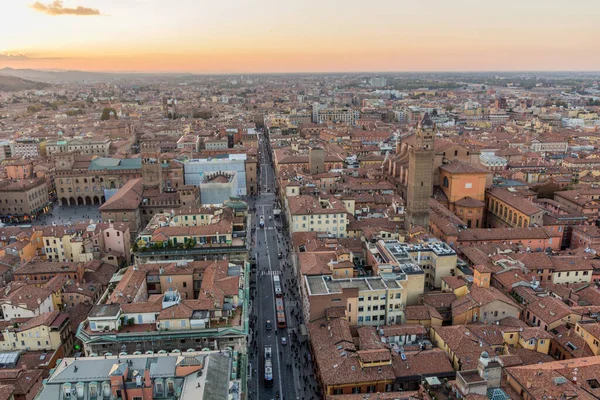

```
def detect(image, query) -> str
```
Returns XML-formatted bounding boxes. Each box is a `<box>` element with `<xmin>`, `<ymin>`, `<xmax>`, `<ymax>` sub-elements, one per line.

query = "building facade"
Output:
<box><xmin>0</xmin><ymin>178</ymin><xmax>50</xmax><ymax>223</ymax></box>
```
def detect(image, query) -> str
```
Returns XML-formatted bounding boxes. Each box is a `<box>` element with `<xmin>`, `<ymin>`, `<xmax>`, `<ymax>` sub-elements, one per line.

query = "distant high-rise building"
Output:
<box><xmin>494</xmin><ymin>97</ymin><xmax>508</xmax><ymax>109</ymax></box>
<box><xmin>406</xmin><ymin>113</ymin><xmax>435</xmax><ymax>228</ymax></box>
<box><xmin>312</xmin><ymin>103</ymin><xmax>324</xmax><ymax>123</ymax></box>
<box><xmin>370</xmin><ymin>77</ymin><xmax>387</xmax><ymax>88</ymax></box>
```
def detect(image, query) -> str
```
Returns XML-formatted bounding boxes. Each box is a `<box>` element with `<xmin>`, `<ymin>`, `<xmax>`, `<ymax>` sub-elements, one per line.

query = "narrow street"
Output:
<box><xmin>247</xmin><ymin>132</ymin><xmax>321</xmax><ymax>400</ymax></box>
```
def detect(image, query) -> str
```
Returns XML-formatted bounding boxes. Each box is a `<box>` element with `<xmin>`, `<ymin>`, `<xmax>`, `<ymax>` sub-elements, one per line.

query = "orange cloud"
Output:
<box><xmin>30</xmin><ymin>1</ymin><xmax>100</xmax><ymax>16</ymax></box>
<box><xmin>0</xmin><ymin>53</ymin><xmax>30</xmax><ymax>61</ymax></box>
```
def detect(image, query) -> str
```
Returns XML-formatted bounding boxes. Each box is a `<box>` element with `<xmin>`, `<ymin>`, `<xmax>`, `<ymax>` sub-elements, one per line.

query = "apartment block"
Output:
<box><xmin>0</xmin><ymin>178</ymin><xmax>50</xmax><ymax>223</ymax></box>
<box><xmin>287</xmin><ymin>195</ymin><xmax>349</xmax><ymax>238</ymax></box>
<box><xmin>303</xmin><ymin>275</ymin><xmax>406</xmax><ymax>325</ymax></box>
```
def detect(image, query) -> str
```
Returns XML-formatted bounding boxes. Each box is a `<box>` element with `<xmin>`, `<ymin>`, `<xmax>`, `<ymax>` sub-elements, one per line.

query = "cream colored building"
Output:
<box><xmin>0</xmin><ymin>178</ymin><xmax>50</xmax><ymax>222</ymax></box>
<box><xmin>366</xmin><ymin>240</ymin><xmax>456</xmax><ymax>304</ymax></box>
<box><xmin>0</xmin><ymin>311</ymin><xmax>70</xmax><ymax>351</ymax></box>
<box><xmin>43</xmin><ymin>232</ymin><xmax>93</xmax><ymax>263</ymax></box>
<box><xmin>287</xmin><ymin>195</ymin><xmax>349</xmax><ymax>238</ymax></box>
<box><xmin>304</xmin><ymin>275</ymin><xmax>406</xmax><ymax>326</ymax></box>
<box><xmin>42</xmin><ymin>222</ymin><xmax>131</xmax><ymax>263</ymax></box>
<box><xmin>402</xmin><ymin>240</ymin><xmax>457</xmax><ymax>289</ymax></box>
<box><xmin>551</xmin><ymin>264</ymin><xmax>593</xmax><ymax>285</ymax></box>
<box><xmin>46</xmin><ymin>137</ymin><xmax>111</xmax><ymax>157</ymax></box>
<box><xmin>575</xmin><ymin>320</ymin><xmax>600</xmax><ymax>355</ymax></box>
<box><xmin>0</xmin><ymin>285</ymin><xmax>55</xmax><ymax>321</ymax></box>
<box><xmin>170</xmin><ymin>207</ymin><xmax>219</xmax><ymax>227</ymax></box>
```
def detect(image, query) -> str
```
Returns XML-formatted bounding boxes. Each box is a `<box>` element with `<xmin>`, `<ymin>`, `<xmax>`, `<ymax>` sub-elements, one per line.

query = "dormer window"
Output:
<box><xmin>155</xmin><ymin>379</ymin><xmax>164</xmax><ymax>396</ymax></box>
<box><xmin>63</xmin><ymin>383</ymin><xmax>74</xmax><ymax>397</ymax></box>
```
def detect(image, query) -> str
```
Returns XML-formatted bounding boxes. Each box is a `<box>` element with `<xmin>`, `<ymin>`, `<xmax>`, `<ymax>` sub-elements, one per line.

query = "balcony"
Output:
<box><xmin>76</xmin><ymin>318</ymin><xmax>247</xmax><ymax>345</ymax></box>
<box><xmin>133</xmin><ymin>243</ymin><xmax>248</xmax><ymax>261</ymax></box>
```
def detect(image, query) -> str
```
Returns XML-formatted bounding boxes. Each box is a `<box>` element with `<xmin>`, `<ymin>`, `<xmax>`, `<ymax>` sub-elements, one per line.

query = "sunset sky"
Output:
<box><xmin>1</xmin><ymin>0</ymin><xmax>599</xmax><ymax>73</ymax></box>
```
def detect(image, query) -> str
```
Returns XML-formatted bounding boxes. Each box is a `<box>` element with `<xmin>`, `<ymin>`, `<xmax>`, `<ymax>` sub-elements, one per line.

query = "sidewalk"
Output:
<box><xmin>274</xmin><ymin>215</ymin><xmax>321</xmax><ymax>400</ymax></box>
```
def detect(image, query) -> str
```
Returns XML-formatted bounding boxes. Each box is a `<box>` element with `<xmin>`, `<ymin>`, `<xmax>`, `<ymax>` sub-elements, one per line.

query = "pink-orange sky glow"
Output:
<box><xmin>1</xmin><ymin>0</ymin><xmax>599</xmax><ymax>73</ymax></box>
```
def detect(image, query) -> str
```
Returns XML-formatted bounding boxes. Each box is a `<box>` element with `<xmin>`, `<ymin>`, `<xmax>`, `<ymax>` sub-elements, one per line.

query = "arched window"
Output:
<box><xmin>443</xmin><ymin>176</ymin><xmax>449</xmax><ymax>188</ymax></box>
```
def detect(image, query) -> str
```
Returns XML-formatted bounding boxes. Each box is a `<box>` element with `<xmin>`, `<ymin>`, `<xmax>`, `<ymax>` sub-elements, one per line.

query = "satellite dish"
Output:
<box><xmin>181</xmin><ymin>117</ymin><xmax>185</xmax><ymax>121</ymax></box>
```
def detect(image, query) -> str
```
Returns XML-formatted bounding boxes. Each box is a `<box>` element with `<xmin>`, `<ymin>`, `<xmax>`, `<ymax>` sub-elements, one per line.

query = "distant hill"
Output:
<box><xmin>0</xmin><ymin>74</ymin><xmax>50</xmax><ymax>92</ymax></box>
<box><xmin>0</xmin><ymin>67</ymin><xmax>193</xmax><ymax>84</ymax></box>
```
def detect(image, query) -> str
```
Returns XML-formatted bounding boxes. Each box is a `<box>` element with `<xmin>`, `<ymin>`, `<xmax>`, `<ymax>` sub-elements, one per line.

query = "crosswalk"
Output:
<box><xmin>258</xmin><ymin>270</ymin><xmax>281</xmax><ymax>276</ymax></box>
<box><xmin>253</xmin><ymin>225</ymin><xmax>275</xmax><ymax>230</ymax></box>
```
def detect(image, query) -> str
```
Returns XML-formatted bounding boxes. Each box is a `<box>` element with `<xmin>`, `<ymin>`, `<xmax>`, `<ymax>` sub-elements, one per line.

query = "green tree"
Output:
<box><xmin>27</xmin><ymin>104</ymin><xmax>42</xmax><ymax>113</ymax></box>
<box><xmin>100</xmin><ymin>107</ymin><xmax>118</xmax><ymax>121</ymax></box>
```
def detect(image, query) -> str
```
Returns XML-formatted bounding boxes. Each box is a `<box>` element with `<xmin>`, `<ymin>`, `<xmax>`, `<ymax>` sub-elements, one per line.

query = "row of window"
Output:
<box><xmin>60</xmin><ymin>186</ymin><xmax>108</xmax><ymax>193</ymax></box>
<box><xmin>60</xmin><ymin>178</ymin><xmax>105</xmax><ymax>184</ymax></box>
<box><xmin>297</xmin><ymin>214</ymin><xmax>344</xmax><ymax>220</ymax></box>
<box><xmin>332</xmin><ymin>385</ymin><xmax>382</xmax><ymax>395</ymax></box>
<box><xmin>359</xmin><ymin>294</ymin><xmax>401</xmax><ymax>301</ymax></box>
<box><xmin>357</xmin><ymin>315</ymin><xmax>386</xmax><ymax>322</ymax></box>
<box><xmin>19</xmin><ymin>340</ymin><xmax>49</xmax><ymax>346</ymax></box>
<box><xmin>296</xmin><ymin>223</ymin><xmax>344</xmax><ymax>230</ymax></box>
<box><xmin>358</xmin><ymin>303</ymin><xmax>402</xmax><ymax>312</ymax></box>
<box><xmin>557</xmin><ymin>271</ymin><xmax>589</xmax><ymax>277</ymax></box>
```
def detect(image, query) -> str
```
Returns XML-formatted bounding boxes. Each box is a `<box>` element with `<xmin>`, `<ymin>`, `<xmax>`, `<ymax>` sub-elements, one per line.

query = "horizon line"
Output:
<box><xmin>2</xmin><ymin>66</ymin><xmax>600</xmax><ymax>76</ymax></box>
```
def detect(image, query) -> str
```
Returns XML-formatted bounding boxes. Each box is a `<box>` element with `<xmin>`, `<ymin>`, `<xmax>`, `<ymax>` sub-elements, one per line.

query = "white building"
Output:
<box><xmin>46</xmin><ymin>136</ymin><xmax>111</xmax><ymax>157</ymax></box>
<box><xmin>12</xmin><ymin>138</ymin><xmax>40</xmax><ymax>158</ymax></box>
<box><xmin>479</xmin><ymin>152</ymin><xmax>508</xmax><ymax>171</ymax></box>
<box><xmin>369</xmin><ymin>77</ymin><xmax>387</xmax><ymax>88</ymax></box>
<box><xmin>312</xmin><ymin>103</ymin><xmax>359</xmax><ymax>125</ymax></box>
<box><xmin>530</xmin><ymin>139</ymin><xmax>568</xmax><ymax>154</ymax></box>
<box><xmin>0</xmin><ymin>285</ymin><xmax>55</xmax><ymax>321</ymax></box>
<box><xmin>182</xmin><ymin>154</ymin><xmax>247</xmax><ymax>198</ymax></box>
<box><xmin>287</xmin><ymin>195</ymin><xmax>349</xmax><ymax>238</ymax></box>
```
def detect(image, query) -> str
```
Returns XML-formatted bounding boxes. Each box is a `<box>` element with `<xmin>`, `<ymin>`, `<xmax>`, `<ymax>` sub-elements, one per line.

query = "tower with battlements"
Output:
<box><xmin>141</xmin><ymin>142</ymin><xmax>163</xmax><ymax>192</ymax></box>
<box><xmin>406</xmin><ymin>113</ymin><xmax>435</xmax><ymax>228</ymax></box>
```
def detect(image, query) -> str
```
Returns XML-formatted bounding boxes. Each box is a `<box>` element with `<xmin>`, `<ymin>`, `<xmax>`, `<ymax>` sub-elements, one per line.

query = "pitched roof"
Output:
<box><xmin>308</xmin><ymin>317</ymin><xmax>395</xmax><ymax>386</ymax></box>
<box><xmin>440</xmin><ymin>160</ymin><xmax>487</xmax><ymax>174</ymax></box>
<box><xmin>433</xmin><ymin>325</ymin><xmax>496</xmax><ymax>370</ymax></box>
<box><xmin>98</xmin><ymin>178</ymin><xmax>143</xmax><ymax>211</ymax></box>
<box><xmin>392</xmin><ymin>348</ymin><xmax>454</xmax><ymax>378</ymax></box>
<box><xmin>506</xmin><ymin>356</ymin><xmax>600</xmax><ymax>400</ymax></box>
